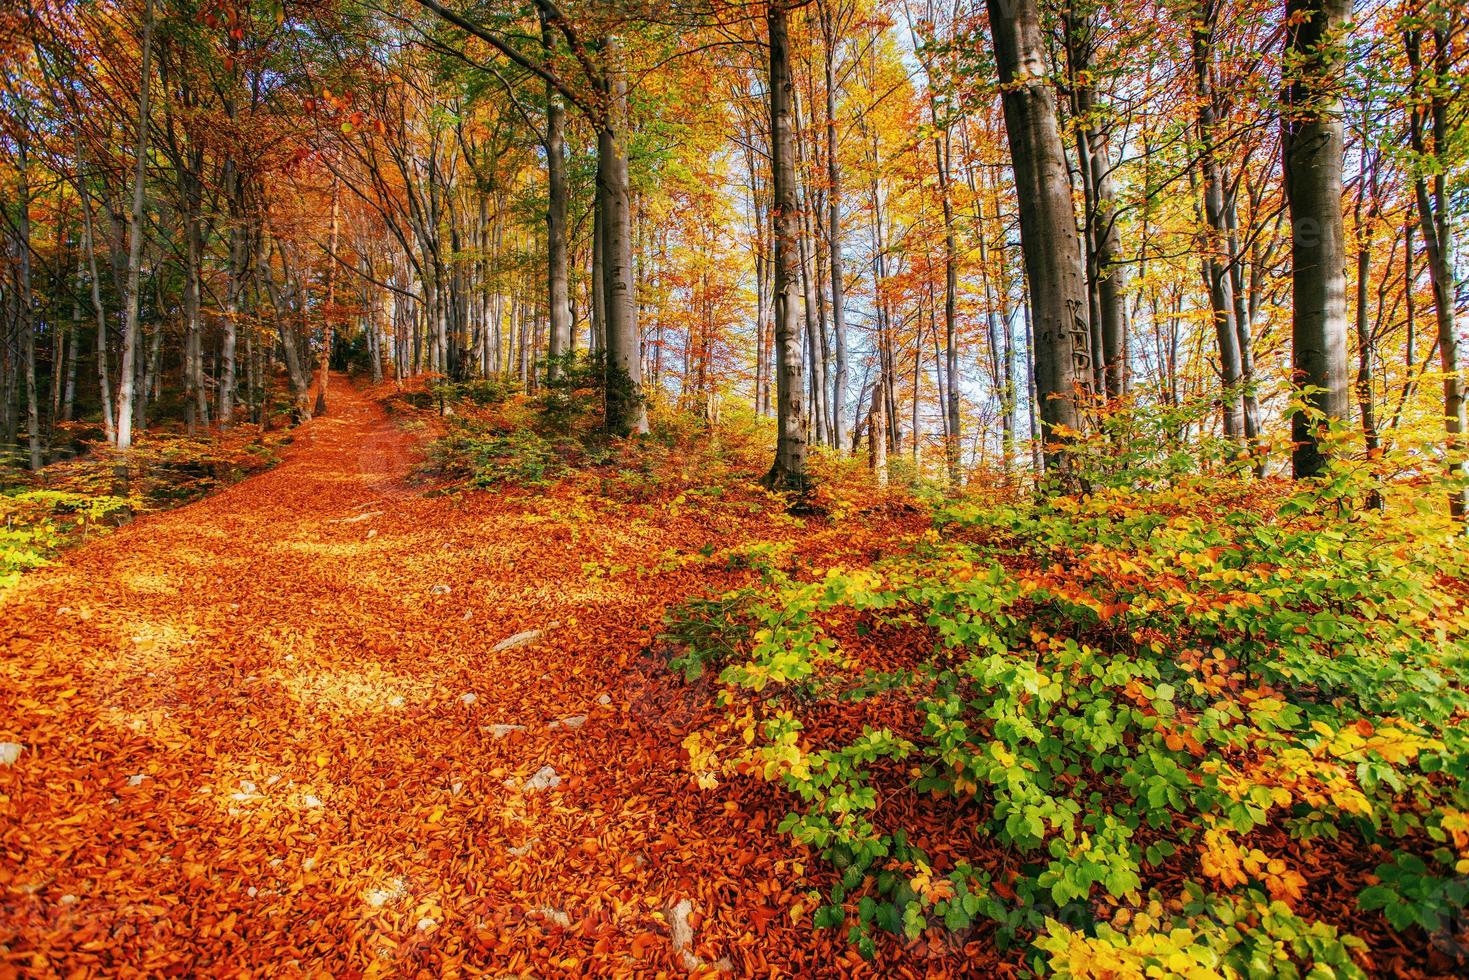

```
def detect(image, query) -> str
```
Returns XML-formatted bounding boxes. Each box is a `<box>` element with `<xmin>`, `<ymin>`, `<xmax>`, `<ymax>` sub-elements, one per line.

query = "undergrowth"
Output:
<box><xmin>667</xmin><ymin>423</ymin><xmax>1469</xmax><ymax>976</ymax></box>
<box><xmin>1</xmin><ymin>428</ymin><xmax>285</xmax><ymax>592</ymax></box>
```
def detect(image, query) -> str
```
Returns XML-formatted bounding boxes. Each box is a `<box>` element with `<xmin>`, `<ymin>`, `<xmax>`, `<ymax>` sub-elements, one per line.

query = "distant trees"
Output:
<box><xmin>2</xmin><ymin>0</ymin><xmax>1465</xmax><ymax>519</ymax></box>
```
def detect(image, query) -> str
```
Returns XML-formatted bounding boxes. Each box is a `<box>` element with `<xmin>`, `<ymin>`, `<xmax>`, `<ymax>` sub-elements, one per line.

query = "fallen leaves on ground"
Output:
<box><xmin>0</xmin><ymin>379</ymin><xmax>983</xmax><ymax>977</ymax></box>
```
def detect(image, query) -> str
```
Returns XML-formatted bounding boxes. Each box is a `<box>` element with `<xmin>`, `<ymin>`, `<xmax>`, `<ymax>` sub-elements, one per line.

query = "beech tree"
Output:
<box><xmin>985</xmin><ymin>0</ymin><xmax>1092</xmax><ymax>481</ymax></box>
<box><xmin>1282</xmin><ymin>0</ymin><xmax>1351</xmax><ymax>478</ymax></box>
<box><xmin>764</xmin><ymin>0</ymin><xmax>808</xmax><ymax>490</ymax></box>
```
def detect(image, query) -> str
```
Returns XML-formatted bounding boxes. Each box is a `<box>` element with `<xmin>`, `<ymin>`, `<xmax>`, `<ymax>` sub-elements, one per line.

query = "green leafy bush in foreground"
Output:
<box><xmin>670</xmin><ymin>470</ymin><xmax>1469</xmax><ymax>974</ymax></box>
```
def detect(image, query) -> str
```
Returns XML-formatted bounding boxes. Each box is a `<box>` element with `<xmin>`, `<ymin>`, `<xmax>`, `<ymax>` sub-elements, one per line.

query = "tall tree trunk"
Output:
<box><xmin>869</xmin><ymin>371</ymin><xmax>887</xmax><ymax>486</ymax></box>
<box><xmin>16</xmin><ymin>138</ymin><xmax>42</xmax><ymax>470</ymax></box>
<box><xmin>765</xmin><ymin>1</ymin><xmax>808</xmax><ymax>489</ymax></box>
<box><xmin>115</xmin><ymin>0</ymin><xmax>155</xmax><ymax>452</ymax></box>
<box><xmin>543</xmin><ymin>17</ymin><xmax>571</xmax><ymax>380</ymax></box>
<box><xmin>597</xmin><ymin>39</ymin><xmax>646</xmax><ymax>436</ymax></box>
<box><xmin>77</xmin><ymin>150</ymin><xmax>115</xmax><ymax>445</ymax></box>
<box><xmin>1406</xmin><ymin>22</ymin><xmax>1468</xmax><ymax>523</ymax></box>
<box><xmin>987</xmin><ymin>0</ymin><xmax>1091</xmax><ymax>484</ymax></box>
<box><xmin>1353</xmin><ymin>130</ymin><xmax>1381</xmax><ymax>508</ymax></box>
<box><xmin>259</xmin><ymin>237</ymin><xmax>312</xmax><ymax>418</ymax></box>
<box><xmin>63</xmin><ymin>268</ymin><xmax>80</xmax><ymax>424</ymax></box>
<box><xmin>1191</xmin><ymin>4</ymin><xmax>1247</xmax><ymax>444</ymax></box>
<box><xmin>1062</xmin><ymin>2</ymin><xmax>1129</xmax><ymax>400</ymax></box>
<box><xmin>820</xmin><ymin>1</ymin><xmax>850</xmax><ymax>451</ymax></box>
<box><xmin>315</xmin><ymin>180</ymin><xmax>340</xmax><ymax>415</ymax></box>
<box><xmin>1282</xmin><ymin>0</ymin><xmax>1351</xmax><ymax>478</ymax></box>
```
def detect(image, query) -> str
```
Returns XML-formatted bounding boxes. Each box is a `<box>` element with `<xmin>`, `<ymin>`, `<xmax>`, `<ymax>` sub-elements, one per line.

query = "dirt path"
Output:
<box><xmin>0</xmin><ymin>381</ymin><xmax>977</xmax><ymax>977</ymax></box>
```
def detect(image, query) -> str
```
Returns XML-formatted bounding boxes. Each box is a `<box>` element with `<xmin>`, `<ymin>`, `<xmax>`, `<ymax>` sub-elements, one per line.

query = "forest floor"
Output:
<box><xmin>0</xmin><ymin>377</ymin><xmax>976</xmax><ymax>977</ymax></box>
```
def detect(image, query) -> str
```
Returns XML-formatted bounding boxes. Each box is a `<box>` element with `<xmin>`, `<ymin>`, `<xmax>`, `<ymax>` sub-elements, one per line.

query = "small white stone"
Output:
<box><xmin>59</xmin><ymin>894</ymin><xmax>77</xmax><ymax>906</ymax></box>
<box><xmin>366</xmin><ymin>528</ymin><xmax>378</xmax><ymax>539</ymax></box>
<box><xmin>302</xmin><ymin>857</ymin><xmax>317</xmax><ymax>872</ymax></box>
<box><xmin>247</xmin><ymin>886</ymin><xmax>258</xmax><ymax>898</ymax></box>
<box><xmin>0</xmin><ymin>743</ymin><xmax>22</xmax><ymax>766</ymax></box>
<box><xmin>597</xmin><ymin>694</ymin><xmax>612</xmax><ymax>706</ymax></box>
<box><xmin>362</xmin><ymin>877</ymin><xmax>406</xmax><ymax>908</ymax></box>
<box><xmin>430</xmin><ymin>584</ymin><xmax>451</xmax><ymax>595</ymax></box>
<box><xmin>460</xmin><ymin>692</ymin><xmax>477</xmax><ymax>706</ymax></box>
<box><xmin>486</xmin><ymin>724</ymin><xmax>525</xmax><ymax>739</ymax></box>
<box><xmin>416</xmin><ymin>916</ymin><xmax>438</xmax><ymax>932</ymax></box>
<box><xmin>492</xmin><ymin>630</ymin><xmax>541</xmax><ymax>653</ymax></box>
<box><xmin>304</xmin><ymin>795</ymin><xmax>324</xmax><ymax>808</ymax></box>
<box><xmin>520</xmin><ymin>765</ymin><xmax>561</xmax><ymax>793</ymax></box>
<box><xmin>265</xmin><ymin>774</ymin><xmax>282</xmax><ymax>787</ymax></box>
<box><xmin>388</xmin><ymin>695</ymin><xmax>405</xmax><ymax>708</ymax></box>
<box><xmin>126</xmin><ymin>774</ymin><xmax>148</xmax><ymax>787</ymax></box>
<box><xmin>450</xmin><ymin>781</ymin><xmax>464</xmax><ymax>796</ymax></box>
<box><xmin>239</xmin><ymin>779</ymin><xmax>258</xmax><ymax>794</ymax></box>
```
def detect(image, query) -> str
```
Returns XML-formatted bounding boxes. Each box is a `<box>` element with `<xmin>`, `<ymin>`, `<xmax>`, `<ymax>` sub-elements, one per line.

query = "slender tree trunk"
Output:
<box><xmin>1191</xmin><ymin>5</ymin><xmax>1246</xmax><ymax>444</ymax></box>
<box><xmin>1282</xmin><ymin>0</ymin><xmax>1351</xmax><ymax>478</ymax></box>
<box><xmin>987</xmin><ymin>0</ymin><xmax>1091</xmax><ymax>484</ymax></box>
<box><xmin>1353</xmin><ymin>133</ymin><xmax>1382</xmax><ymax>509</ymax></box>
<box><xmin>16</xmin><ymin>140</ymin><xmax>42</xmax><ymax>470</ymax></box>
<box><xmin>542</xmin><ymin>26</ymin><xmax>571</xmax><ymax>380</ymax></box>
<box><xmin>1062</xmin><ymin>3</ymin><xmax>1129</xmax><ymax>401</ymax></box>
<box><xmin>1406</xmin><ymin>24</ymin><xmax>1468</xmax><ymax>523</ymax></box>
<box><xmin>820</xmin><ymin>4</ymin><xmax>850</xmax><ymax>451</ymax></box>
<box><xmin>765</xmin><ymin>1</ymin><xmax>808</xmax><ymax>489</ymax></box>
<box><xmin>597</xmin><ymin>39</ymin><xmax>646</xmax><ymax>436</ymax></box>
<box><xmin>869</xmin><ymin>371</ymin><xmax>887</xmax><ymax>486</ymax></box>
<box><xmin>78</xmin><ymin>155</ymin><xmax>116</xmax><ymax>445</ymax></box>
<box><xmin>115</xmin><ymin>0</ymin><xmax>155</xmax><ymax>452</ymax></box>
<box><xmin>63</xmin><ymin>266</ymin><xmax>80</xmax><ymax>424</ymax></box>
<box><xmin>315</xmin><ymin>180</ymin><xmax>340</xmax><ymax>415</ymax></box>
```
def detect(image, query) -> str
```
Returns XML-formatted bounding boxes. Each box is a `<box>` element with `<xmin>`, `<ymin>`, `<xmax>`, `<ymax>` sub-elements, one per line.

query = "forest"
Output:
<box><xmin>1</xmin><ymin>0</ymin><xmax>1467</xmax><ymax>976</ymax></box>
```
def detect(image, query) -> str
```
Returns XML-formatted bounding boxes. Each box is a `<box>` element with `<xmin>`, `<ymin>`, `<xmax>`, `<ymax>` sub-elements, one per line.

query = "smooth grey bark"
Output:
<box><xmin>818</xmin><ymin>0</ymin><xmax>850</xmax><ymax>451</ymax></box>
<box><xmin>220</xmin><ymin>162</ymin><xmax>243</xmax><ymax>424</ymax></box>
<box><xmin>1353</xmin><ymin>123</ymin><xmax>1381</xmax><ymax>495</ymax></box>
<box><xmin>62</xmin><ymin>271</ymin><xmax>80</xmax><ymax>423</ymax></box>
<box><xmin>316</xmin><ymin>183</ymin><xmax>341</xmax><ymax>415</ymax></box>
<box><xmin>597</xmin><ymin>38</ymin><xmax>646</xmax><ymax>436</ymax></box>
<box><xmin>1282</xmin><ymin>0</ymin><xmax>1351</xmax><ymax>479</ymax></box>
<box><xmin>765</xmin><ymin>1</ymin><xmax>808</xmax><ymax>489</ymax></box>
<box><xmin>15</xmin><ymin>137</ymin><xmax>41</xmax><ymax>470</ymax></box>
<box><xmin>987</xmin><ymin>0</ymin><xmax>1092</xmax><ymax>483</ymax></box>
<box><xmin>1406</xmin><ymin>24</ymin><xmax>1468</xmax><ymax>523</ymax></box>
<box><xmin>258</xmin><ymin>235</ymin><xmax>313</xmax><ymax>417</ymax></box>
<box><xmin>1062</xmin><ymin>2</ymin><xmax>1128</xmax><ymax>401</ymax></box>
<box><xmin>217</xmin><ymin>29</ymin><xmax>243</xmax><ymax>424</ymax></box>
<box><xmin>544</xmin><ymin>79</ymin><xmax>571</xmax><ymax>377</ymax></box>
<box><xmin>115</xmin><ymin>0</ymin><xmax>155</xmax><ymax>452</ymax></box>
<box><xmin>76</xmin><ymin>150</ymin><xmax>115</xmax><ymax>445</ymax></box>
<box><xmin>1190</xmin><ymin>4</ymin><xmax>1247</xmax><ymax>445</ymax></box>
<box><xmin>540</xmin><ymin>9</ymin><xmax>570</xmax><ymax>378</ymax></box>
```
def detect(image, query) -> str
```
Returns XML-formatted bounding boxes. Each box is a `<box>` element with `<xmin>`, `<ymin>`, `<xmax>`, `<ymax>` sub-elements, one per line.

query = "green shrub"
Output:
<box><xmin>673</xmin><ymin>464</ymin><xmax>1469</xmax><ymax>970</ymax></box>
